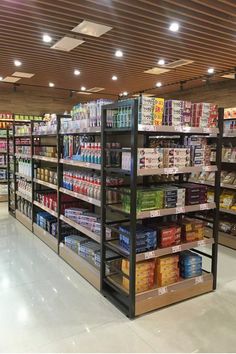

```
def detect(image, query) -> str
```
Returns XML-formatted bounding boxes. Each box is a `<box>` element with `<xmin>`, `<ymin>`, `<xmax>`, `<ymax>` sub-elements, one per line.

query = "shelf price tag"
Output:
<box><xmin>197</xmin><ymin>240</ymin><xmax>206</xmax><ymax>247</ymax></box>
<box><xmin>144</xmin><ymin>251</ymin><xmax>155</xmax><ymax>260</ymax></box>
<box><xmin>203</xmin><ymin>128</ymin><xmax>210</xmax><ymax>134</ymax></box>
<box><xmin>195</xmin><ymin>276</ymin><xmax>203</xmax><ymax>285</ymax></box>
<box><xmin>203</xmin><ymin>165</ymin><xmax>214</xmax><ymax>172</ymax></box>
<box><xmin>158</xmin><ymin>286</ymin><xmax>168</xmax><ymax>296</ymax></box>
<box><xmin>200</xmin><ymin>203</ymin><xmax>209</xmax><ymax>210</ymax></box>
<box><xmin>150</xmin><ymin>210</ymin><xmax>161</xmax><ymax>217</ymax></box>
<box><xmin>172</xmin><ymin>245</ymin><xmax>182</xmax><ymax>253</ymax></box>
<box><xmin>176</xmin><ymin>207</ymin><xmax>185</xmax><ymax>214</ymax></box>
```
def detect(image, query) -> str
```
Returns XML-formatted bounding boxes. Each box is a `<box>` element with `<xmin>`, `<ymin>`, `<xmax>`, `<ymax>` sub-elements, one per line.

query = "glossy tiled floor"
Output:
<box><xmin>0</xmin><ymin>203</ymin><xmax>236</xmax><ymax>353</ymax></box>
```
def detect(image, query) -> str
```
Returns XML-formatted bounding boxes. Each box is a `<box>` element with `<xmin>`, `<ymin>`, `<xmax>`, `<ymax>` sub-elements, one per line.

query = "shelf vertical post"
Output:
<box><xmin>212</xmin><ymin>107</ymin><xmax>224</xmax><ymax>289</ymax></box>
<box><xmin>57</xmin><ymin>115</ymin><xmax>62</xmax><ymax>254</ymax></box>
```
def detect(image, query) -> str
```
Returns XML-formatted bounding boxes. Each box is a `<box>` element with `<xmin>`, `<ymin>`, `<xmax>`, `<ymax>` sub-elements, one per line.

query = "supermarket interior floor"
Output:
<box><xmin>0</xmin><ymin>203</ymin><xmax>236</xmax><ymax>353</ymax></box>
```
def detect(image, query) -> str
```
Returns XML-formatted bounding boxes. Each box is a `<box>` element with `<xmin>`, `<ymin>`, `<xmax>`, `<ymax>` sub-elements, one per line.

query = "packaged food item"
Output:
<box><xmin>180</xmin><ymin>251</ymin><xmax>202</xmax><ymax>278</ymax></box>
<box><xmin>119</xmin><ymin>224</ymin><xmax>157</xmax><ymax>253</ymax></box>
<box><xmin>122</xmin><ymin>259</ymin><xmax>155</xmax><ymax>293</ymax></box>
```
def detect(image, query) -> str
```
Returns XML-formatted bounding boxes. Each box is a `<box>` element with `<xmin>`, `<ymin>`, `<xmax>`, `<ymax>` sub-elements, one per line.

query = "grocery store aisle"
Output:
<box><xmin>0</xmin><ymin>203</ymin><xmax>236</xmax><ymax>353</ymax></box>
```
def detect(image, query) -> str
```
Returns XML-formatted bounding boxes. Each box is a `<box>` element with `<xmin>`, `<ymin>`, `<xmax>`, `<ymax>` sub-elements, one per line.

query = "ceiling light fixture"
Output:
<box><xmin>14</xmin><ymin>60</ymin><xmax>22</xmax><ymax>67</ymax></box>
<box><xmin>158</xmin><ymin>59</ymin><xmax>165</xmax><ymax>66</ymax></box>
<box><xmin>43</xmin><ymin>34</ymin><xmax>52</xmax><ymax>43</ymax></box>
<box><xmin>156</xmin><ymin>82</ymin><xmax>162</xmax><ymax>87</ymax></box>
<box><xmin>208</xmin><ymin>68</ymin><xmax>214</xmax><ymax>74</ymax></box>
<box><xmin>81</xmin><ymin>86</ymin><xmax>86</xmax><ymax>91</ymax></box>
<box><xmin>115</xmin><ymin>50</ymin><xmax>123</xmax><ymax>58</ymax></box>
<box><xmin>74</xmin><ymin>69</ymin><xmax>81</xmax><ymax>76</ymax></box>
<box><xmin>123</xmin><ymin>91</ymin><xmax>128</xmax><ymax>96</ymax></box>
<box><xmin>0</xmin><ymin>77</ymin><xmax>3</xmax><ymax>81</ymax></box>
<box><xmin>169</xmin><ymin>22</ymin><xmax>180</xmax><ymax>32</ymax></box>
<box><xmin>49</xmin><ymin>82</ymin><xmax>55</xmax><ymax>87</ymax></box>
<box><xmin>112</xmin><ymin>75</ymin><xmax>118</xmax><ymax>81</ymax></box>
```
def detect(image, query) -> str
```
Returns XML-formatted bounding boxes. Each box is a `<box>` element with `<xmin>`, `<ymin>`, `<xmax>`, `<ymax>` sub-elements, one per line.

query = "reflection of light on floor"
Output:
<box><xmin>17</xmin><ymin>307</ymin><xmax>28</xmax><ymax>323</ymax></box>
<box><xmin>1</xmin><ymin>277</ymin><xmax>10</xmax><ymax>289</ymax></box>
<box><xmin>52</xmin><ymin>287</ymin><xmax>58</xmax><ymax>294</ymax></box>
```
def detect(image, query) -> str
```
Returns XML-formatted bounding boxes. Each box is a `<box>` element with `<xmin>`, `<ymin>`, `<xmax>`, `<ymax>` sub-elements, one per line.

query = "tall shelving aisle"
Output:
<box><xmin>100</xmin><ymin>98</ymin><xmax>223</xmax><ymax>318</ymax></box>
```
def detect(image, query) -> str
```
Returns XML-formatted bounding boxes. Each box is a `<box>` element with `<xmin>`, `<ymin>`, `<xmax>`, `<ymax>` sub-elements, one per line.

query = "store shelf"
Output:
<box><xmin>219</xmin><ymin>208</ymin><xmax>236</xmax><ymax>216</ymax></box>
<box><xmin>0</xmin><ymin>165</ymin><xmax>7</xmax><ymax>169</ymax></box>
<box><xmin>106</xmin><ymin>237</ymin><xmax>214</xmax><ymax>262</ymax></box>
<box><xmin>15</xmin><ymin>153</ymin><xmax>31</xmax><ymax>159</ymax></box>
<box><xmin>60</xmin><ymin>159</ymin><xmax>101</xmax><ymax>170</ymax></box>
<box><xmin>59</xmin><ymin>187</ymin><xmax>101</xmax><ymax>207</ymax></box>
<box><xmin>137</xmin><ymin>165</ymin><xmax>217</xmax><ymax>176</ymax></box>
<box><xmin>60</xmin><ymin>215</ymin><xmax>100</xmax><ymax>243</ymax></box>
<box><xmin>33</xmin><ymin>200</ymin><xmax>58</xmax><ymax>217</ymax></box>
<box><xmin>15</xmin><ymin>172</ymin><xmax>32</xmax><ymax>181</ymax></box>
<box><xmin>15</xmin><ymin>209</ymin><xmax>32</xmax><ymax>231</ymax></box>
<box><xmin>107</xmin><ymin>273</ymin><xmax>213</xmax><ymax>316</ymax></box>
<box><xmin>223</xmin><ymin>132</ymin><xmax>236</xmax><ymax>138</ymax></box>
<box><xmin>32</xmin><ymin>133</ymin><xmax>57</xmax><ymax>136</ymax></box>
<box><xmin>14</xmin><ymin>135</ymin><xmax>31</xmax><ymax>138</ymax></box>
<box><xmin>16</xmin><ymin>191</ymin><xmax>32</xmax><ymax>203</ymax></box>
<box><xmin>0</xmin><ymin>150</ymin><xmax>7</xmax><ymax>154</ymax></box>
<box><xmin>137</xmin><ymin>124</ymin><xmax>219</xmax><ymax>135</ymax></box>
<box><xmin>59</xmin><ymin>243</ymin><xmax>100</xmax><ymax>290</ymax></box>
<box><xmin>0</xmin><ymin>179</ymin><xmax>8</xmax><ymax>183</ymax></box>
<box><xmin>205</xmin><ymin>228</ymin><xmax>236</xmax><ymax>250</ymax></box>
<box><xmin>33</xmin><ymin>178</ymin><xmax>57</xmax><ymax>190</ymax></box>
<box><xmin>189</xmin><ymin>179</ymin><xmax>236</xmax><ymax>190</ymax></box>
<box><xmin>109</xmin><ymin>202</ymin><xmax>216</xmax><ymax>219</ymax></box>
<box><xmin>60</xmin><ymin>127</ymin><xmax>101</xmax><ymax>135</ymax></box>
<box><xmin>33</xmin><ymin>155</ymin><xmax>57</xmax><ymax>163</ymax></box>
<box><xmin>0</xmin><ymin>195</ymin><xmax>8</xmax><ymax>202</ymax></box>
<box><xmin>33</xmin><ymin>223</ymin><xmax>58</xmax><ymax>253</ymax></box>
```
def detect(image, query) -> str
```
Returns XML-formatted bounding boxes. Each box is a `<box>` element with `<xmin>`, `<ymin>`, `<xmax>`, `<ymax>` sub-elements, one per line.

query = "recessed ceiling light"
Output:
<box><xmin>112</xmin><ymin>75</ymin><xmax>118</xmax><ymax>81</ymax></box>
<box><xmin>49</xmin><ymin>82</ymin><xmax>54</xmax><ymax>87</ymax></box>
<box><xmin>123</xmin><ymin>91</ymin><xmax>128</xmax><ymax>96</ymax></box>
<box><xmin>72</xmin><ymin>20</ymin><xmax>112</xmax><ymax>37</ymax></box>
<box><xmin>43</xmin><ymin>34</ymin><xmax>52</xmax><ymax>43</ymax></box>
<box><xmin>0</xmin><ymin>77</ymin><xmax>3</xmax><ymax>81</ymax></box>
<box><xmin>87</xmin><ymin>87</ymin><xmax>104</xmax><ymax>92</ymax></box>
<box><xmin>74</xmin><ymin>69</ymin><xmax>81</xmax><ymax>76</ymax></box>
<box><xmin>156</xmin><ymin>82</ymin><xmax>162</xmax><ymax>87</ymax></box>
<box><xmin>115</xmin><ymin>50</ymin><xmax>123</xmax><ymax>58</ymax></box>
<box><xmin>14</xmin><ymin>60</ymin><xmax>22</xmax><ymax>67</ymax></box>
<box><xmin>81</xmin><ymin>86</ymin><xmax>86</xmax><ymax>91</ymax></box>
<box><xmin>208</xmin><ymin>68</ymin><xmax>214</xmax><ymax>74</ymax></box>
<box><xmin>2</xmin><ymin>76</ymin><xmax>21</xmax><ymax>83</ymax></box>
<box><xmin>158</xmin><ymin>59</ymin><xmax>165</xmax><ymax>65</ymax></box>
<box><xmin>169</xmin><ymin>22</ymin><xmax>180</xmax><ymax>32</ymax></box>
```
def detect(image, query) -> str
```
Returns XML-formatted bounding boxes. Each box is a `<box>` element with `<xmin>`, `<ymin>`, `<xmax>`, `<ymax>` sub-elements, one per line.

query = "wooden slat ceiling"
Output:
<box><xmin>0</xmin><ymin>0</ymin><xmax>236</xmax><ymax>98</ymax></box>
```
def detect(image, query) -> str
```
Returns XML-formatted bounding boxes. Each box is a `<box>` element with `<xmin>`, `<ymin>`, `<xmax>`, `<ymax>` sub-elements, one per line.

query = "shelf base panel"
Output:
<box><xmin>16</xmin><ymin>210</ymin><xmax>33</xmax><ymax>231</ymax></box>
<box><xmin>33</xmin><ymin>223</ymin><xmax>58</xmax><ymax>253</ymax></box>
<box><xmin>59</xmin><ymin>243</ymin><xmax>100</xmax><ymax>291</ymax></box>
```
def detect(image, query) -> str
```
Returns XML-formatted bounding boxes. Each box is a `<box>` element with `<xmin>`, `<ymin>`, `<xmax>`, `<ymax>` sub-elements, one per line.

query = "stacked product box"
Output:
<box><xmin>181</xmin><ymin>218</ymin><xmax>205</xmax><ymax>242</ymax></box>
<box><xmin>119</xmin><ymin>224</ymin><xmax>157</xmax><ymax>253</ymax></box>
<box><xmin>35</xmin><ymin>146</ymin><xmax>57</xmax><ymax>158</ymax></box>
<box><xmin>153</xmin><ymin>98</ymin><xmax>165</xmax><ymax>126</ymax></box>
<box><xmin>65</xmin><ymin>234</ymin><xmax>88</xmax><ymax>252</ymax></box>
<box><xmin>122</xmin><ymin>148</ymin><xmax>164</xmax><ymax>170</ymax></box>
<box><xmin>18</xmin><ymin>180</ymin><xmax>32</xmax><ymax>198</ymax></box>
<box><xmin>138</xmin><ymin>96</ymin><xmax>154</xmax><ymax>125</ymax></box>
<box><xmin>18</xmin><ymin>197</ymin><xmax>32</xmax><ymax>218</ymax></box>
<box><xmin>163</xmin><ymin>147</ymin><xmax>191</xmax><ymax>168</ymax></box>
<box><xmin>184</xmin><ymin>137</ymin><xmax>211</xmax><ymax>166</ymax></box>
<box><xmin>180</xmin><ymin>251</ymin><xmax>202</xmax><ymax>278</ymax></box>
<box><xmin>161</xmin><ymin>185</ymin><xmax>186</xmax><ymax>208</ymax></box>
<box><xmin>154</xmin><ymin>223</ymin><xmax>181</xmax><ymax>248</ymax></box>
<box><xmin>122</xmin><ymin>259</ymin><xmax>156</xmax><ymax>293</ymax></box>
<box><xmin>36</xmin><ymin>211</ymin><xmax>57</xmax><ymax>236</ymax></box>
<box><xmin>157</xmin><ymin>254</ymin><xmax>180</xmax><ymax>286</ymax></box>
<box><xmin>164</xmin><ymin>100</ymin><xmax>192</xmax><ymax>127</ymax></box>
<box><xmin>179</xmin><ymin>183</ymin><xmax>208</xmax><ymax>205</ymax></box>
<box><xmin>78</xmin><ymin>240</ymin><xmax>100</xmax><ymax>261</ymax></box>
<box><xmin>191</xmin><ymin>103</ymin><xmax>218</xmax><ymax>128</ymax></box>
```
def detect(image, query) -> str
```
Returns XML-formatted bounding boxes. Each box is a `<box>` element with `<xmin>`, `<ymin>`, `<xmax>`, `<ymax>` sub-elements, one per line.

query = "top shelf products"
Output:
<box><xmin>107</xmin><ymin>97</ymin><xmax>218</xmax><ymax>129</ymax></box>
<box><xmin>33</xmin><ymin>114</ymin><xmax>57</xmax><ymax>135</ymax></box>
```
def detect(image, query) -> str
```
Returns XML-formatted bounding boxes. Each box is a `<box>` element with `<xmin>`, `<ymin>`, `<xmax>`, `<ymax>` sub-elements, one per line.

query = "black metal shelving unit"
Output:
<box><xmin>0</xmin><ymin>120</ymin><xmax>12</xmax><ymax>204</ymax></box>
<box><xmin>100</xmin><ymin>99</ymin><xmax>223</xmax><ymax>318</ymax></box>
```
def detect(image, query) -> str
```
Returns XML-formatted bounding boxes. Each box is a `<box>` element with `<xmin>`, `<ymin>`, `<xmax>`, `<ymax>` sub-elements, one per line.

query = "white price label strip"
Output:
<box><xmin>203</xmin><ymin>128</ymin><xmax>210</xmax><ymax>133</ymax></box>
<box><xmin>195</xmin><ymin>276</ymin><xmax>203</xmax><ymax>285</ymax></box>
<box><xmin>150</xmin><ymin>210</ymin><xmax>161</xmax><ymax>217</ymax></box>
<box><xmin>200</xmin><ymin>203</ymin><xmax>209</xmax><ymax>210</ymax></box>
<box><xmin>203</xmin><ymin>166</ymin><xmax>212</xmax><ymax>172</ymax></box>
<box><xmin>176</xmin><ymin>207</ymin><xmax>185</xmax><ymax>214</ymax></box>
<box><xmin>144</xmin><ymin>251</ymin><xmax>155</xmax><ymax>260</ymax></box>
<box><xmin>158</xmin><ymin>286</ymin><xmax>168</xmax><ymax>296</ymax></box>
<box><xmin>172</xmin><ymin>245</ymin><xmax>182</xmax><ymax>253</ymax></box>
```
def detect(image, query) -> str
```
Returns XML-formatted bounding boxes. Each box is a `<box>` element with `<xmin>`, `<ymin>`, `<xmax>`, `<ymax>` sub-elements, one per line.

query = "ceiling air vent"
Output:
<box><xmin>87</xmin><ymin>87</ymin><xmax>105</xmax><ymax>92</ymax></box>
<box><xmin>162</xmin><ymin>59</ymin><xmax>194</xmax><ymax>69</ymax></box>
<box><xmin>144</xmin><ymin>67</ymin><xmax>170</xmax><ymax>75</ymax></box>
<box><xmin>2</xmin><ymin>76</ymin><xmax>21</xmax><ymax>83</ymax></box>
<box><xmin>51</xmin><ymin>36</ymin><xmax>84</xmax><ymax>52</ymax></box>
